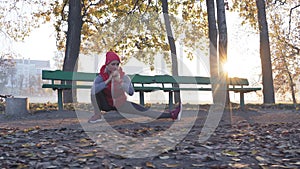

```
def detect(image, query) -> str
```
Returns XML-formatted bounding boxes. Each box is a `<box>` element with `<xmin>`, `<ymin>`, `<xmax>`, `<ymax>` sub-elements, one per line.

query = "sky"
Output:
<box><xmin>0</xmin><ymin>0</ymin><xmax>56</xmax><ymax>63</ymax></box>
<box><xmin>14</xmin><ymin>23</ymin><xmax>57</xmax><ymax>62</ymax></box>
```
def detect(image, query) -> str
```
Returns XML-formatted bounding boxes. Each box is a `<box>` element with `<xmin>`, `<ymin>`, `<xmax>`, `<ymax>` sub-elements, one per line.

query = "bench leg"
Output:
<box><xmin>169</xmin><ymin>91</ymin><xmax>173</xmax><ymax>111</ymax></box>
<box><xmin>239</xmin><ymin>92</ymin><xmax>245</xmax><ymax>110</ymax></box>
<box><xmin>57</xmin><ymin>89</ymin><xmax>63</xmax><ymax>110</ymax></box>
<box><xmin>139</xmin><ymin>91</ymin><xmax>145</xmax><ymax>106</ymax></box>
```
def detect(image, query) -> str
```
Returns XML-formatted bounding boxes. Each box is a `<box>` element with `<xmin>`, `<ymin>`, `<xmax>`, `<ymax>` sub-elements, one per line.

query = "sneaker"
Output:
<box><xmin>88</xmin><ymin>114</ymin><xmax>103</xmax><ymax>123</ymax></box>
<box><xmin>170</xmin><ymin>102</ymin><xmax>182</xmax><ymax>121</ymax></box>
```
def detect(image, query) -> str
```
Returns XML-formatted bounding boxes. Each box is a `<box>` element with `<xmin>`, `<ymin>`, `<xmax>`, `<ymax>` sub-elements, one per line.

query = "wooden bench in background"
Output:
<box><xmin>42</xmin><ymin>70</ymin><xmax>261</xmax><ymax>110</ymax></box>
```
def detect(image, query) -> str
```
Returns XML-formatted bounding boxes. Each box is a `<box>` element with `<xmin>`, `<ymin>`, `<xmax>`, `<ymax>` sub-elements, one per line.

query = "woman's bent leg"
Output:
<box><xmin>89</xmin><ymin>91</ymin><xmax>116</xmax><ymax>123</ymax></box>
<box><xmin>91</xmin><ymin>91</ymin><xmax>116</xmax><ymax>112</ymax></box>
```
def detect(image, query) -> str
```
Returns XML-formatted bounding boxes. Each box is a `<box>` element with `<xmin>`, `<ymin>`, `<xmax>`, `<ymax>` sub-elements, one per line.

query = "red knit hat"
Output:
<box><xmin>105</xmin><ymin>51</ymin><xmax>121</xmax><ymax>65</ymax></box>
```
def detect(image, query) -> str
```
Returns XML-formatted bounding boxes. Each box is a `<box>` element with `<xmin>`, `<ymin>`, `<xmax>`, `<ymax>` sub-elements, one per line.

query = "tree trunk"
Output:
<box><xmin>282</xmin><ymin>57</ymin><xmax>297</xmax><ymax>106</ymax></box>
<box><xmin>216</xmin><ymin>0</ymin><xmax>230</xmax><ymax>104</ymax></box>
<box><xmin>62</xmin><ymin>0</ymin><xmax>82</xmax><ymax>103</ymax></box>
<box><xmin>256</xmin><ymin>0</ymin><xmax>275</xmax><ymax>104</ymax></box>
<box><xmin>216</xmin><ymin>0</ymin><xmax>231</xmax><ymax>124</ymax></box>
<box><xmin>206</xmin><ymin>0</ymin><xmax>219</xmax><ymax>104</ymax></box>
<box><xmin>162</xmin><ymin>0</ymin><xmax>181</xmax><ymax>105</ymax></box>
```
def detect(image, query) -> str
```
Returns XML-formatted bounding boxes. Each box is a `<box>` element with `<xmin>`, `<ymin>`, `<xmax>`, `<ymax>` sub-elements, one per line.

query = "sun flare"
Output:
<box><xmin>223</xmin><ymin>61</ymin><xmax>249</xmax><ymax>78</ymax></box>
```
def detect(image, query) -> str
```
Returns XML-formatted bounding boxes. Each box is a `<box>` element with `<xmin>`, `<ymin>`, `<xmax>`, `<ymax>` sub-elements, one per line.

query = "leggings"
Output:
<box><xmin>91</xmin><ymin>91</ymin><xmax>171</xmax><ymax>119</ymax></box>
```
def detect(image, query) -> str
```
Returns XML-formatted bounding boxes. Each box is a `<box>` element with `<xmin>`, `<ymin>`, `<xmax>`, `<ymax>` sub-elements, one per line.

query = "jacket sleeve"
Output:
<box><xmin>91</xmin><ymin>75</ymin><xmax>106</xmax><ymax>95</ymax></box>
<box><xmin>121</xmin><ymin>75</ymin><xmax>134</xmax><ymax>96</ymax></box>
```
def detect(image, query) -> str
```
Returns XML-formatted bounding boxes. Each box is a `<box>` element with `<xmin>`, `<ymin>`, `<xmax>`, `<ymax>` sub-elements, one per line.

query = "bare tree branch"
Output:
<box><xmin>128</xmin><ymin>0</ymin><xmax>140</xmax><ymax>14</ymax></box>
<box><xmin>82</xmin><ymin>0</ymin><xmax>105</xmax><ymax>18</ymax></box>
<box><xmin>285</xmin><ymin>40</ymin><xmax>300</xmax><ymax>54</ymax></box>
<box><xmin>274</xmin><ymin>0</ymin><xmax>286</xmax><ymax>5</ymax></box>
<box><xmin>288</xmin><ymin>4</ymin><xmax>300</xmax><ymax>36</ymax></box>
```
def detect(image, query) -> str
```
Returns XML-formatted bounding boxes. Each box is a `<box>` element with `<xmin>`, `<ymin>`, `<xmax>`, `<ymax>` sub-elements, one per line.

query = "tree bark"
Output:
<box><xmin>216</xmin><ymin>0</ymin><xmax>231</xmax><ymax>124</ymax></box>
<box><xmin>206</xmin><ymin>0</ymin><xmax>219</xmax><ymax>104</ymax></box>
<box><xmin>256</xmin><ymin>0</ymin><xmax>275</xmax><ymax>104</ymax></box>
<box><xmin>162</xmin><ymin>0</ymin><xmax>181</xmax><ymax>104</ymax></box>
<box><xmin>216</xmin><ymin>0</ymin><xmax>229</xmax><ymax>104</ymax></box>
<box><xmin>62</xmin><ymin>0</ymin><xmax>82</xmax><ymax>103</ymax></box>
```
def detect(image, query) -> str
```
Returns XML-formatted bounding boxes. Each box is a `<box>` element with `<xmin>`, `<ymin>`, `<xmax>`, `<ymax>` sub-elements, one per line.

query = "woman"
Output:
<box><xmin>88</xmin><ymin>51</ymin><xmax>181</xmax><ymax>123</ymax></box>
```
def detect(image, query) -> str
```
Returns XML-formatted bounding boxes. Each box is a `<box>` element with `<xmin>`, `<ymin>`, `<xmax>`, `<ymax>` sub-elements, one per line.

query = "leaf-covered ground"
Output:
<box><xmin>0</xmin><ymin>103</ymin><xmax>299</xmax><ymax>168</ymax></box>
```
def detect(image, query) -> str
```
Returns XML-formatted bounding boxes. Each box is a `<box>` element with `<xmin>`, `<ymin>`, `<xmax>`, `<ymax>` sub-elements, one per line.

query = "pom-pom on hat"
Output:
<box><xmin>105</xmin><ymin>51</ymin><xmax>121</xmax><ymax>65</ymax></box>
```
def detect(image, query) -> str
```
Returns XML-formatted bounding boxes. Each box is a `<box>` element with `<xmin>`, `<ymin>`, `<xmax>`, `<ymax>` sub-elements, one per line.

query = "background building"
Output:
<box><xmin>3</xmin><ymin>58</ymin><xmax>51</xmax><ymax>98</ymax></box>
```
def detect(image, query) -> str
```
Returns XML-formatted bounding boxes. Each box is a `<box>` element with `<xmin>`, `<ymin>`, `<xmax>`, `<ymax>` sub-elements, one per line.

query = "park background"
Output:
<box><xmin>0</xmin><ymin>0</ymin><xmax>299</xmax><ymax>105</ymax></box>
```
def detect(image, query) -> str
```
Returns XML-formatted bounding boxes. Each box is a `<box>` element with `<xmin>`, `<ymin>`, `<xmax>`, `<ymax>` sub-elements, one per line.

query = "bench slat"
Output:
<box><xmin>161</xmin><ymin>87</ymin><xmax>261</xmax><ymax>93</ymax></box>
<box><xmin>155</xmin><ymin>75</ymin><xmax>211</xmax><ymax>84</ymax></box>
<box><xmin>229</xmin><ymin>88</ymin><xmax>262</xmax><ymax>93</ymax></box>
<box><xmin>42</xmin><ymin>70</ymin><xmax>97</xmax><ymax>81</ymax></box>
<box><xmin>129</xmin><ymin>74</ymin><xmax>156</xmax><ymax>84</ymax></box>
<box><xmin>133</xmin><ymin>87</ymin><xmax>161</xmax><ymax>92</ymax></box>
<box><xmin>228</xmin><ymin>77</ymin><xmax>249</xmax><ymax>85</ymax></box>
<box><xmin>42</xmin><ymin>84</ymin><xmax>93</xmax><ymax>89</ymax></box>
<box><xmin>155</xmin><ymin>75</ymin><xmax>249</xmax><ymax>86</ymax></box>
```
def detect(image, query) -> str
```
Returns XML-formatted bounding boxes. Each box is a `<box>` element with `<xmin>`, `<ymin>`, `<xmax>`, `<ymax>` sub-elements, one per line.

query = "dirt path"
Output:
<box><xmin>1</xmin><ymin>105</ymin><xmax>299</xmax><ymax>169</ymax></box>
<box><xmin>1</xmin><ymin>105</ymin><xmax>299</xmax><ymax>130</ymax></box>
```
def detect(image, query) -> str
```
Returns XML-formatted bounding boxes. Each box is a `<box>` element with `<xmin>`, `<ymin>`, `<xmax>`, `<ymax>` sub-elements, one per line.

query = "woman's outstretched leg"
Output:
<box><xmin>117</xmin><ymin>101</ymin><xmax>177</xmax><ymax>119</ymax></box>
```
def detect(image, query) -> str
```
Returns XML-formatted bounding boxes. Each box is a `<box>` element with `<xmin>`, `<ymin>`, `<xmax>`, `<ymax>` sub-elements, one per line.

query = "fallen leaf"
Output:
<box><xmin>249</xmin><ymin>138</ymin><xmax>255</xmax><ymax>142</ymax></box>
<box><xmin>162</xmin><ymin>163</ymin><xmax>179</xmax><ymax>168</ymax></box>
<box><xmin>78</xmin><ymin>153</ymin><xmax>95</xmax><ymax>157</ymax></box>
<box><xmin>229</xmin><ymin>163</ymin><xmax>249</xmax><ymax>168</ymax></box>
<box><xmin>222</xmin><ymin>150</ymin><xmax>240</xmax><ymax>157</ymax></box>
<box><xmin>231</xmin><ymin>158</ymin><xmax>241</xmax><ymax>162</ymax></box>
<box><xmin>251</xmin><ymin>150</ymin><xmax>258</xmax><ymax>155</ymax></box>
<box><xmin>192</xmin><ymin>164</ymin><xmax>205</xmax><ymax>167</ymax></box>
<box><xmin>291</xmin><ymin>162</ymin><xmax>300</xmax><ymax>165</ymax></box>
<box><xmin>146</xmin><ymin>161</ymin><xmax>155</xmax><ymax>168</ymax></box>
<box><xmin>255</xmin><ymin>156</ymin><xmax>267</xmax><ymax>162</ymax></box>
<box><xmin>159</xmin><ymin>155</ymin><xmax>170</xmax><ymax>160</ymax></box>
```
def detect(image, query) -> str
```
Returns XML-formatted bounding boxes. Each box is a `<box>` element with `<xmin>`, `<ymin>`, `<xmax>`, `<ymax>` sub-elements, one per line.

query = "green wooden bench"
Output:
<box><xmin>42</xmin><ymin>70</ymin><xmax>161</xmax><ymax>110</ymax></box>
<box><xmin>153</xmin><ymin>75</ymin><xmax>261</xmax><ymax>109</ymax></box>
<box><xmin>42</xmin><ymin>70</ymin><xmax>261</xmax><ymax>110</ymax></box>
<box><xmin>42</xmin><ymin>70</ymin><xmax>98</xmax><ymax>110</ymax></box>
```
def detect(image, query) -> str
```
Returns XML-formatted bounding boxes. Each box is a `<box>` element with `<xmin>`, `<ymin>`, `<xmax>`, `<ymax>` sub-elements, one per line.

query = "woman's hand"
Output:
<box><xmin>105</xmin><ymin>72</ymin><xmax>115</xmax><ymax>84</ymax></box>
<box><xmin>111</xmin><ymin>70</ymin><xmax>120</xmax><ymax>78</ymax></box>
<box><xmin>105</xmin><ymin>70</ymin><xmax>120</xmax><ymax>85</ymax></box>
<box><xmin>112</xmin><ymin>71</ymin><xmax>121</xmax><ymax>82</ymax></box>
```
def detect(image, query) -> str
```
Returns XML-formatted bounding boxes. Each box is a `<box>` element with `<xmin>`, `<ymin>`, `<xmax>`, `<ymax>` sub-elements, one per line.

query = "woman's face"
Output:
<box><xmin>106</xmin><ymin>60</ymin><xmax>120</xmax><ymax>73</ymax></box>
